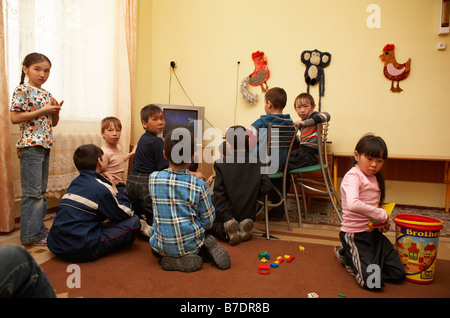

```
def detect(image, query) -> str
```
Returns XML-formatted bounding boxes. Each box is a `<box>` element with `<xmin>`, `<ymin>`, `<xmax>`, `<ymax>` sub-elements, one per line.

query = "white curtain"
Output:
<box><xmin>2</xmin><ymin>0</ymin><xmax>135</xmax><ymax>201</ymax></box>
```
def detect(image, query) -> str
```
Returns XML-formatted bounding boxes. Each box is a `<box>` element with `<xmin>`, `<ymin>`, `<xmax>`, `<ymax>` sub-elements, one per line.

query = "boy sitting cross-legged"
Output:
<box><xmin>47</xmin><ymin>144</ymin><xmax>142</xmax><ymax>262</ymax></box>
<box><xmin>149</xmin><ymin>128</ymin><xmax>231</xmax><ymax>272</ymax></box>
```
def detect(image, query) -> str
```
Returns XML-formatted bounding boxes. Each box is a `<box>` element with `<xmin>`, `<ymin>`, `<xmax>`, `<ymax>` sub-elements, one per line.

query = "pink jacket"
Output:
<box><xmin>340</xmin><ymin>165</ymin><xmax>388</xmax><ymax>233</ymax></box>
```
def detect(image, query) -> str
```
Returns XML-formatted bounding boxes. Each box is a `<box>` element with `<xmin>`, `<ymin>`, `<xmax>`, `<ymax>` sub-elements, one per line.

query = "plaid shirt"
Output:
<box><xmin>149</xmin><ymin>168</ymin><xmax>215</xmax><ymax>257</ymax></box>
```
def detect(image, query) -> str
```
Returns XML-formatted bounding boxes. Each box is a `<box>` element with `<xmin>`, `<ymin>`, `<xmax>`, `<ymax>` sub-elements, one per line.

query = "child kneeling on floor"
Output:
<box><xmin>48</xmin><ymin>144</ymin><xmax>143</xmax><ymax>262</ymax></box>
<box><xmin>334</xmin><ymin>134</ymin><xmax>405</xmax><ymax>290</ymax></box>
<box><xmin>149</xmin><ymin>128</ymin><xmax>231</xmax><ymax>272</ymax></box>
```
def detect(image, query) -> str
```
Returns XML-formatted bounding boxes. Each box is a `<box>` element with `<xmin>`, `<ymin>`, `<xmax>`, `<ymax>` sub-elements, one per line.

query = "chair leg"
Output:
<box><xmin>283</xmin><ymin>198</ymin><xmax>292</xmax><ymax>232</ymax></box>
<box><xmin>291</xmin><ymin>174</ymin><xmax>302</xmax><ymax>228</ymax></box>
<box><xmin>322</xmin><ymin>168</ymin><xmax>343</xmax><ymax>222</ymax></box>
<box><xmin>299</xmin><ymin>180</ymin><xmax>308</xmax><ymax>219</ymax></box>
<box><xmin>264</xmin><ymin>194</ymin><xmax>270</xmax><ymax>239</ymax></box>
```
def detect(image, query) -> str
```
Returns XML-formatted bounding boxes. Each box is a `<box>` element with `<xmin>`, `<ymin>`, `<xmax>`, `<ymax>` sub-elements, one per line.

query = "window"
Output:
<box><xmin>3</xmin><ymin>0</ymin><xmax>118</xmax><ymax>123</ymax></box>
<box><xmin>3</xmin><ymin>0</ymin><xmax>133</xmax><ymax>196</ymax></box>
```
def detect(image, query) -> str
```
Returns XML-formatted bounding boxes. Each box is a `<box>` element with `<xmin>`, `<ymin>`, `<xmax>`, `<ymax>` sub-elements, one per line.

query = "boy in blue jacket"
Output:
<box><xmin>48</xmin><ymin>144</ymin><xmax>143</xmax><ymax>262</ymax></box>
<box><xmin>249</xmin><ymin>87</ymin><xmax>295</xmax><ymax>219</ymax></box>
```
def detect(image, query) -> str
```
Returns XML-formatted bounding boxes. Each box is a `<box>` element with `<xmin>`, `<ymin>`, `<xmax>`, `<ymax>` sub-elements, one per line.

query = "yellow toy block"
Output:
<box><xmin>299</xmin><ymin>245</ymin><xmax>305</xmax><ymax>252</ymax></box>
<box><xmin>368</xmin><ymin>202</ymin><xmax>396</xmax><ymax>229</ymax></box>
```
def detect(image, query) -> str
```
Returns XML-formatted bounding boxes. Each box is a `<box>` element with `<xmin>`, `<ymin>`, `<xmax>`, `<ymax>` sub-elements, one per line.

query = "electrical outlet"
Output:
<box><xmin>437</xmin><ymin>43</ymin><xmax>446</xmax><ymax>50</ymax></box>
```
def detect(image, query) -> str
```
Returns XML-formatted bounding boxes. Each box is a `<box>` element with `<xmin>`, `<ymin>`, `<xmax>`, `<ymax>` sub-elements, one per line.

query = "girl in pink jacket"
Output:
<box><xmin>334</xmin><ymin>134</ymin><xmax>405</xmax><ymax>290</ymax></box>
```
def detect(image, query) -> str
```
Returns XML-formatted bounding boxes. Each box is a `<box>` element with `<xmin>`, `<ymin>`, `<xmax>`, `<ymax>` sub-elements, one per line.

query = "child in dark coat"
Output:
<box><xmin>210</xmin><ymin>126</ymin><xmax>273</xmax><ymax>245</ymax></box>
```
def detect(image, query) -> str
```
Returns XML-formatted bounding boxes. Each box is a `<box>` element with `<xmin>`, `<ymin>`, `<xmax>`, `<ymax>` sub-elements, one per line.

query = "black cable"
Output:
<box><xmin>168</xmin><ymin>66</ymin><xmax>172</xmax><ymax>103</ymax></box>
<box><xmin>234</xmin><ymin>61</ymin><xmax>240</xmax><ymax>125</ymax></box>
<box><xmin>172</xmin><ymin>69</ymin><xmax>195</xmax><ymax>107</ymax></box>
<box><xmin>172</xmin><ymin>67</ymin><xmax>220</xmax><ymax>134</ymax></box>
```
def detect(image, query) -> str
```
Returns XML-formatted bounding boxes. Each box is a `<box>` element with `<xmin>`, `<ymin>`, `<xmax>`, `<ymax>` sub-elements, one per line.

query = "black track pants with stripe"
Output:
<box><xmin>339</xmin><ymin>230</ymin><xmax>405</xmax><ymax>289</ymax></box>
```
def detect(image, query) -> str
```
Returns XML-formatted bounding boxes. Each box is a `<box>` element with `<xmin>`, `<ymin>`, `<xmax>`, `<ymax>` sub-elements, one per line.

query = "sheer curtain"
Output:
<box><xmin>0</xmin><ymin>0</ymin><xmax>15</xmax><ymax>232</ymax></box>
<box><xmin>1</xmin><ymin>0</ymin><xmax>136</xmax><ymax>232</ymax></box>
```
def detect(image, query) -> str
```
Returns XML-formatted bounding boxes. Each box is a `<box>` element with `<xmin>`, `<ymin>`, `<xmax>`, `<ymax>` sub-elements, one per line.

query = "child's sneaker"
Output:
<box><xmin>160</xmin><ymin>255</ymin><xmax>203</xmax><ymax>272</ymax></box>
<box><xmin>139</xmin><ymin>219</ymin><xmax>151</xmax><ymax>238</ymax></box>
<box><xmin>24</xmin><ymin>237</ymin><xmax>48</xmax><ymax>247</ymax></box>
<box><xmin>239</xmin><ymin>218</ymin><xmax>254</xmax><ymax>242</ymax></box>
<box><xmin>224</xmin><ymin>219</ymin><xmax>240</xmax><ymax>245</ymax></box>
<box><xmin>203</xmin><ymin>234</ymin><xmax>231</xmax><ymax>270</ymax></box>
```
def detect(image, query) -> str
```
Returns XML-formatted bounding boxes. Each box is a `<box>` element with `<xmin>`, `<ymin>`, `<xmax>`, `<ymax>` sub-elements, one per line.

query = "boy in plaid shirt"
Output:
<box><xmin>149</xmin><ymin>129</ymin><xmax>231</xmax><ymax>272</ymax></box>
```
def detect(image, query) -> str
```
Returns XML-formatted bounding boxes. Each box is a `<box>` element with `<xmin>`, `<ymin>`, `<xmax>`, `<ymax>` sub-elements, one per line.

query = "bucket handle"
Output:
<box><xmin>394</xmin><ymin>218</ymin><xmax>443</xmax><ymax>227</ymax></box>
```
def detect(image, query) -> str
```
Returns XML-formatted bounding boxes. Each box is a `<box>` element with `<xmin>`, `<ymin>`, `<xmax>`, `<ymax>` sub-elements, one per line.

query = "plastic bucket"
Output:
<box><xmin>393</xmin><ymin>214</ymin><xmax>444</xmax><ymax>284</ymax></box>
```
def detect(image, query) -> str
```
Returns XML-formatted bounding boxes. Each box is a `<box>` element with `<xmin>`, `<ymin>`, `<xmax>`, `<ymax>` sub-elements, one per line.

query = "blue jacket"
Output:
<box><xmin>48</xmin><ymin>170</ymin><xmax>135</xmax><ymax>259</ymax></box>
<box><xmin>250</xmin><ymin>113</ymin><xmax>295</xmax><ymax>171</ymax></box>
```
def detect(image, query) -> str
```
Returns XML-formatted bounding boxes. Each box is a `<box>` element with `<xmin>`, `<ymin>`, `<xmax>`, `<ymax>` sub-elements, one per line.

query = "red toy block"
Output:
<box><xmin>286</xmin><ymin>255</ymin><xmax>295</xmax><ymax>263</ymax></box>
<box><xmin>258</xmin><ymin>264</ymin><xmax>270</xmax><ymax>275</ymax></box>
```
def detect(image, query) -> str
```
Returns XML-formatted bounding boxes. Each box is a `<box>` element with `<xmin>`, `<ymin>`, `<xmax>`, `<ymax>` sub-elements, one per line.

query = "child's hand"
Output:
<box><xmin>379</xmin><ymin>218</ymin><xmax>391</xmax><ymax>233</ymax></box>
<box><xmin>189</xmin><ymin>171</ymin><xmax>205</xmax><ymax>181</ymax></box>
<box><xmin>294</xmin><ymin>120</ymin><xmax>306</xmax><ymax>128</ymax></box>
<box><xmin>51</xmin><ymin>97</ymin><xmax>64</xmax><ymax>107</ymax></box>
<box><xmin>44</xmin><ymin>98</ymin><xmax>63</xmax><ymax>115</ymax></box>
<box><xmin>130</xmin><ymin>144</ymin><xmax>137</xmax><ymax>155</ymax></box>
<box><xmin>206</xmin><ymin>175</ymin><xmax>215</xmax><ymax>185</ymax></box>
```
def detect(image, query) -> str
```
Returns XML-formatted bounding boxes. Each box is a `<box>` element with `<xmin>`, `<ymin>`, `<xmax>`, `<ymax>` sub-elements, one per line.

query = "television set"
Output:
<box><xmin>156</xmin><ymin>104</ymin><xmax>205</xmax><ymax>149</ymax></box>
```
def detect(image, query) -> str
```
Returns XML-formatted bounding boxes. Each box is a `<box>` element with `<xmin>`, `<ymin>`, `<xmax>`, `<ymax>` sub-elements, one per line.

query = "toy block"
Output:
<box><xmin>284</xmin><ymin>255</ymin><xmax>290</xmax><ymax>259</ymax></box>
<box><xmin>286</xmin><ymin>255</ymin><xmax>295</xmax><ymax>263</ymax></box>
<box><xmin>270</xmin><ymin>263</ymin><xmax>279</xmax><ymax>268</ymax></box>
<box><xmin>260</xmin><ymin>258</ymin><xmax>268</xmax><ymax>263</ymax></box>
<box><xmin>338</xmin><ymin>293</ymin><xmax>346</xmax><ymax>298</ymax></box>
<box><xmin>276</xmin><ymin>256</ymin><xmax>284</xmax><ymax>263</ymax></box>
<box><xmin>259</xmin><ymin>252</ymin><xmax>270</xmax><ymax>260</ymax></box>
<box><xmin>307</xmin><ymin>292</ymin><xmax>319</xmax><ymax>298</ymax></box>
<box><xmin>368</xmin><ymin>203</ymin><xmax>395</xmax><ymax>229</ymax></box>
<box><xmin>299</xmin><ymin>245</ymin><xmax>305</xmax><ymax>252</ymax></box>
<box><xmin>258</xmin><ymin>264</ymin><xmax>270</xmax><ymax>275</ymax></box>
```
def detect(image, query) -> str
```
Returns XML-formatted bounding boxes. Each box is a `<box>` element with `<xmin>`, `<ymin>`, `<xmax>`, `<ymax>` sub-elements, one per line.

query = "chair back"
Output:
<box><xmin>316</xmin><ymin>122</ymin><xmax>331</xmax><ymax>169</ymax></box>
<box><xmin>263</xmin><ymin>123</ymin><xmax>298</xmax><ymax>175</ymax></box>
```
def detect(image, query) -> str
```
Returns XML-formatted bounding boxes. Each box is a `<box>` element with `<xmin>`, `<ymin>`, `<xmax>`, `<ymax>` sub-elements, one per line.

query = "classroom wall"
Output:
<box><xmin>134</xmin><ymin>0</ymin><xmax>450</xmax><ymax>208</ymax></box>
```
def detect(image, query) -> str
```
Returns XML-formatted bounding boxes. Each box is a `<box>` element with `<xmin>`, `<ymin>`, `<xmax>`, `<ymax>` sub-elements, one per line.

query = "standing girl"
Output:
<box><xmin>10</xmin><ymin>53</ymin><xmax>63</xmax><ymax>246</ymax></box>
<box><xmin>334</xmin><ymin>134</ymin><xmax>405</xmax><ymax>290</ymax></box>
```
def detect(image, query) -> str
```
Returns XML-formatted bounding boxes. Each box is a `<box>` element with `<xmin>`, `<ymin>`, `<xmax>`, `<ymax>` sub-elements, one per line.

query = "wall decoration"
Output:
<box><xmin>241</xmin><ymin>51</ymin><xmax>270</xmax><ymax>104</ymax></box>
<box><xmin>300</xmin><ymin>49</ymin><xmax>331</xmax><ymax>110</ymax></box>
<box><xmin>379</xmin><ymin>44</ymin><xmax>411</xmax><ymax>93</ymax></box>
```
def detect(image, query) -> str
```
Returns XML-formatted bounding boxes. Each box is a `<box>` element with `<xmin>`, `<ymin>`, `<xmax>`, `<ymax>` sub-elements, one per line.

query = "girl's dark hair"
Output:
<box><xmin>20</xmin><ymin>53</ymin><xmax>52</xmax><ymax>84</ymax></box>
<box><xmin>353</xmin><ymin>134</ymin><xmax>388</xmax><ymax>206</ymax></box>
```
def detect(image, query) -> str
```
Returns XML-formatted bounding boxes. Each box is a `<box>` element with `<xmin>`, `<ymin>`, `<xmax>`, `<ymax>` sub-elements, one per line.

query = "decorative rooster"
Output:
<box><xmin>248</xmin><ymin>51</ymin><xmax>270</xmax><ymax>92</ymax></box>
<box><xmin>379</xmin><ymin>44</ymin><xmax>411</xmax><ymax>93</ymax></box>
<box><xmin>241</xmin><ymin>51</ymin><xmax>270</xmax><ymax>104</ymax></box>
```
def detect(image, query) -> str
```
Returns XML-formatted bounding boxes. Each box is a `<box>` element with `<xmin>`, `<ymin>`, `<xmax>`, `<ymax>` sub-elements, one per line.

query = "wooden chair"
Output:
<box><xmin>288</xmin><ymin>122</ymin><xmax>342</xmax><ymax>225</ymax></box>
<box><xmin>257</xmin><ymin>123</ymin><xmax>299</xmax><ymax>239</ymax></box>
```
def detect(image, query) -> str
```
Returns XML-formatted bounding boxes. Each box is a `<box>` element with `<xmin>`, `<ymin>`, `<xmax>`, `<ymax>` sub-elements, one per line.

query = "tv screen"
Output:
<box><xmin>163</xmin><ymin>108</ymin><xmax>199</xmax><ymax>138</ymax></box>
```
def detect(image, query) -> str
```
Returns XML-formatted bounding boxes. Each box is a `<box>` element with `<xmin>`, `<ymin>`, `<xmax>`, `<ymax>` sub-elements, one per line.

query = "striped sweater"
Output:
<box><xmin>299</xmin><ymin>111</ymin><xmax>331</xmax><ymax>150</ymax></box>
